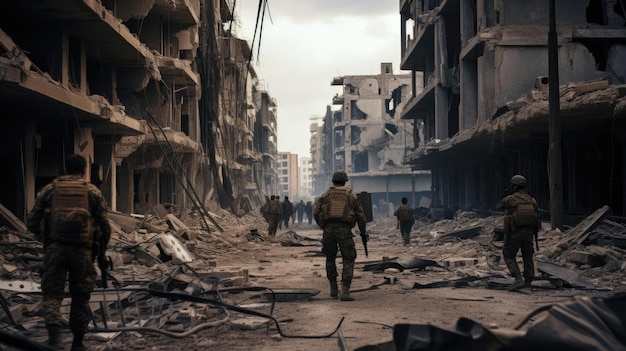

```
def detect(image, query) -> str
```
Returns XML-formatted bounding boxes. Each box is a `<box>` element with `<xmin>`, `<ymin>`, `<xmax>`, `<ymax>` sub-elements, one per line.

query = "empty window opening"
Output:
<box><xmin>351</xmin><ymin>100</ymin><xmax>368</xmax><ymax>120</ymax></box>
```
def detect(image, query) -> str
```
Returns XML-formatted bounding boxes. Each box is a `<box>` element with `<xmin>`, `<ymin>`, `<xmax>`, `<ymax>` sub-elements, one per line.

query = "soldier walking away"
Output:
<box><xmin>304</xmin><ymin>201</ymin><xmax>313</xmax><ymax>225</ymax></box>
<box><xmin>261</xmin><ymin>195</ymin><xmax>281</xmax><ymax>237</ymax></box>
<box><xmin>394</xmin><ymin>197</ymin><xmax>415</xmax><ymax>246</ymax></box>
<box><xmin>496</xmin><ymin>174</ymin><xmax>540</xmax><ymax>291</ymax></box>
<box><xmin>295</xmin><ymin>200</ymin><xmax>305</xmax><ymax>223</ymax></box>
<box><xmin>25</xmin><ymin>154</ymin><xmax>111</xmax><ymax>351</ymax></box>
<box><xmin>314</xmin><ymin>170</ymin><xmax>367</xmax><ymax>301</ymax></box>
<box><xmin>281</xmin><ymin>196</ymin><xmax>294</xmax><ymax>229</ymax></box>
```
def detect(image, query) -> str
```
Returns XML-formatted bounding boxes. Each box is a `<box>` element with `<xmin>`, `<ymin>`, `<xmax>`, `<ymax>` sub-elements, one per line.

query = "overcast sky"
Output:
<box><xmin>233</xmin><ymin>0</ymin><xmax>404</xmax><ymax>157</ymax></box>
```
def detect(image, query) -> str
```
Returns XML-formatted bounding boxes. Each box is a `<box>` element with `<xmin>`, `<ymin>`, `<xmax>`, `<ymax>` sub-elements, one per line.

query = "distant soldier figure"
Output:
<box><xmin>304</xmin><ymin>201</ymin><xmax>313</xmax><ymax>224</ymax></box>
<box><xmin>314</xmin><ymin>170</ymin><xmax>367</xmax><ymax>301</ymax></box>
<box><xmin>394</xmin><ymin>197</ymin><xmax>415</xmax><ymax>246</ymax></box>
<box><xmin>25</xmin><ymin>154</ymin><xmax>111</xmax><ymax>351</ymax></box>
<box><xmin>496</xmin><ymin>174</ymin><xmax>540</xmax><ymax>291</ymax></box>
<box><xmin>261</xmin><ymin>195</ymin><xmax>281</xmax><ymax>237</ymax></box>
<box><xmin>281</xmin><ymin>196</ymin><xmax>294</xmax><ymax>229</ymax></box>
<box><xmin>295</xmin><ymin>200</ymin><xmax>305</xmax><ymax>223</ymax></box>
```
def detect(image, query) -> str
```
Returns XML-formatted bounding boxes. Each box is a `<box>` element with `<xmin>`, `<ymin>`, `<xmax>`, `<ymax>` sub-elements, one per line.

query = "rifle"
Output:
<box><xmin>360</xmin><ymin>232</ymin><xmax>369</xmax><ymax>258</ymax></box>
<box><xmin>534</xmin><ymin>230</ymin><xmax>539</xmax><ymax>251</ymax></box>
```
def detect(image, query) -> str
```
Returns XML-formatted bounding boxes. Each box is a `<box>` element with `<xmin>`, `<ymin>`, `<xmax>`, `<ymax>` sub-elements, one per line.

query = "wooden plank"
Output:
<box><xmin>0</xmin><ymin>203</ymin><xmax>28</xmax><ymax>233</ymax></box>
<box><xmin>568</xmin><ymin>205</ymin><xmax>610</xmax><ymax>245</ymax></box>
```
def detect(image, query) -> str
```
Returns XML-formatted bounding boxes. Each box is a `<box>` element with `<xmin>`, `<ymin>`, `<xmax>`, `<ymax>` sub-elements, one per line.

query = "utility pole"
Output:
<box><xmin>548</xmin><ymin>0</ymin><xmax>564</xmax><ymax>229</ymax></box>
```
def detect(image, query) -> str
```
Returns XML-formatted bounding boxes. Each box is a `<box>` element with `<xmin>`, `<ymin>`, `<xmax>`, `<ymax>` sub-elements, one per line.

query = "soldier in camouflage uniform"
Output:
<box><xmin>314</xmin><ymin>170</ymin><xmax>367</xmax><ymax>301</ymax></box>
<box><xmin>261</xmin><ymin>195</ymin><xmax>281</xmax><ymax>237</ymax></box>
<box><xmin>26</xmin><ymin>154</ymin><xmax>111</xmax><ymax>351</ymax></box>
<box><xmin>496</xmin><ymin>174</ymin><xmax>540</xmax><ymax>291</ymax></box>
<box><xmin>394</xmin><ymin>197</ymin><xmax>415</xmax><ymax>246</ymax></box>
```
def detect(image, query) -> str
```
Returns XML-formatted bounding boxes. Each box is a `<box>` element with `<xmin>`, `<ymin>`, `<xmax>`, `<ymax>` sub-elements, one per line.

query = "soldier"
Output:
<box><xmin>496</xmin><ymin>174</ymin><xmax>540</xmax><ymax>291</ymax></box>
<box><xmin>261</xmin><ymin>195</ymin><xmax>281</xmax><ymax>237</ymax></box>
<box><xmin>394</xmin><ymin>197</ymin><xmax>415</xmax><ymax>246</ymax></box>
<box><xmin>304</xmin><ymin>201</ymin><xmax>313</xmax><ymax>225</ymax></box>
<box><xmin>281</xmin><ymin>196</ymin><xmax>294</xmax><ymax>229</ymax></box>
<box><xmin>25</xmin><ymin>154</ymin><xmax>111</xmax><ymax>351</ymax></box>
<box><xmin>314</xmin><ymin>170</ymin><xmax>367</xmax><ymax>301</ymax></box>
<box><xmin>295</xmin><ymin>200</ymin><xmax>305</xmax><ymax>223</ymax></box>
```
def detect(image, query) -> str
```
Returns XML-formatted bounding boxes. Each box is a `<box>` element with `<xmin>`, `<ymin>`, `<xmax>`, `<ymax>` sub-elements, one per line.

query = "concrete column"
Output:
<box><xmin>24</xmin><ymin>122</ymin><xmax>37</xmax><ymax>212</ymax></box>
<box><xmin>61</xmin><ymin>29</ymin><xmax>69</xmax><ymax>88</ymax></box>
<box><xmin>434</xmin><ymin>18</ymin><xmax>449</xmax><ymax>139</ymax></box>
<box><xmin>344</xmin><ymin>99</ymin><xmax>352</xmax><ymax>171</ymax></box>
<box><xmin>460</xmin><ymin>60</ymin><xmax>478</xmax><ymax>129</ymax></box>
<box><xmin>80</xmin><ymin>38</ymin><xmax>87</xmax><ymax>95</ymax></box>
<box><xmin>110</xmin><ymin>153</ymin><xmax>117</xmax><ymax>212</ymax></box>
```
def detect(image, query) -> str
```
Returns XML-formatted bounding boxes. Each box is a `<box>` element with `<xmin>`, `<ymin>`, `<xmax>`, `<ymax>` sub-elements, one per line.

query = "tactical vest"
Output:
<box><xmin>510</xmin><ymin>193</ymin><xmax>539</xmax><ymax>230</ymax></box>
<box><xmin>396</xmin><ymin>205</ymin><xmax>414</xmax><ymax>222</ymax></box>
<box><xmin>266</xmin><ymin>200</ymin><xmax>281</xmax><ymax>216</ymax></box>
<box><xmin>48</xmin><ymin>179</ymin><xmax>94</xmax><ymax>246</ymax></box>
<box><xmin>319</xmin><ymin>187</ymin><xmax>355</xmax><ymax>224</ymax></box>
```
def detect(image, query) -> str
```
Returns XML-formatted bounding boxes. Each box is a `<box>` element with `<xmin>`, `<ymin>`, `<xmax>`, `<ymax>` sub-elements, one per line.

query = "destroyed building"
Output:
<box><xmin>311</xmin><ymin>63</ymin><xmax>432</xmax><ymax>209</ymax></box>
<box><xmin>399</xmin><ymin>0</ymin><xmax>626</xmax><ymax>219</ymax></box>
<box><xmin>0</xmin><ymin>0</ymin><xmax>278</xmax><ymax>221</ymax></box>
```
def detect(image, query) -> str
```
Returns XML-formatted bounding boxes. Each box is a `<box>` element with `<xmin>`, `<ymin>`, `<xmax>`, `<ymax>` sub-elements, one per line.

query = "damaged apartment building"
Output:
<box><xmin>399</xmin><ymin>0</ymin><xmax>626</xmax><ymax>221</ymax></box>
<box><xmin>0</xmin><ymin>0</ymin><xmax>278</xmax><ymax>223</ymax></box>
<box><xmin>311</xmin><ymin>63</ymin><xmax>432</xmax><ymax>211</ymax></box>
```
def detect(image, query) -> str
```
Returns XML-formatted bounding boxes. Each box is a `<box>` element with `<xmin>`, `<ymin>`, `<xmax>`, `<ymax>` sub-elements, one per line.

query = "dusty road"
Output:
<box><xmin>106</xmin><ymin>217</ymin><xmax>619</xmax><ymax>351</ymax></box>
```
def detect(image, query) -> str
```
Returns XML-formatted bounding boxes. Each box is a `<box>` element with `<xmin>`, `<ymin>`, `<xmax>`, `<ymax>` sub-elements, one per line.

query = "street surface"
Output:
<box><xmin>106</xmin><ymin>216</ymin><xmax>618</xmax><ymax>351</ymax></box>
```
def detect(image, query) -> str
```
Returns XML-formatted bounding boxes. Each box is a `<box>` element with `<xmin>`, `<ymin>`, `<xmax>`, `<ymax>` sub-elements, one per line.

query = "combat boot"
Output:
<box><xmin>47</xmin><ymin>325</ymin><xmax>62</xmax><ymax>349</ymax></box>
<box><xmin>71</xmin><ymin>331</ymin><xmax>86</xmax><ymax>351</ymax></box>
<box><xmin>524</xmin><ymin>277</ymin><xmax>533</xmax><ymax>288</ymax></box>
<box><xmin>339</xmin><ymin>285</ymin><xmax>354</xmax><ymax>301</ymax></box>
<box><xmin>329</xmin><ymin>281</ymin><xmax>338</xmax><ymax>298</ymax></box>
<box><xmin>507</xmin><ymin>275</ymin><xmax>524</xmax><ymax>291</ymax></box>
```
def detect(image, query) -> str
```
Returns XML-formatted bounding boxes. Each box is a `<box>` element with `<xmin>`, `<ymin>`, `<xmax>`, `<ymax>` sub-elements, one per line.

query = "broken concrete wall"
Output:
<box><xmin>494</xmin><ymin>42</ymin><xmax>606</xmax><ymax>110</ymax></box>
<box><xmin>338</xmin><ymin>71</ymin><xmax>412</xmax><ymax>173</ymax></box>
<box><xmin>608</xmin><ymin>44</ymin><xmax>626</xmax><ymax>83</ymax></box>
<box><xmin>115</xmin><ymin>0</ymin><xmax>156</xmax><ymax>21</ymax></box>
<box><xmin>497</xmin><ymin>0</ymin><xmax>587</xmax><ymax>25</ymax></box>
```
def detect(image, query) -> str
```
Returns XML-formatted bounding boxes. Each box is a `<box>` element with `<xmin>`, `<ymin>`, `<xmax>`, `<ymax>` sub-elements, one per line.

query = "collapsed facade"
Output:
<box><xmin>400</xmin><ymin>0</ymin><xmax>626</xmax><ymax>220</ymax></box>
<box><xmin>0</xmin><ymin>0</ymin><xmax>278</xmax><ymax>222</ymax></box>
<box><xmin>311</xmin><ymin>63</ymin><xmax>432</xmax><ymax>212</ymax></box>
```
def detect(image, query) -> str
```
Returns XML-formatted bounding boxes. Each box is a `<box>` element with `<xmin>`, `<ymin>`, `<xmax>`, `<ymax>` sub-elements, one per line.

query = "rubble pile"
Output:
<box><xmin>0</xmin><ymin>205</ymin><xmax>278</xmax><ymax>347</ymax></box>
<box><xmin>366</xmin><ymin>207</ymin><xmax>626</xmax><ymax>291</ymax></box>
<box><xmin>1</xmin><ymin>203</ymin><xmax>625</xmax><ymax>348</ymax></box>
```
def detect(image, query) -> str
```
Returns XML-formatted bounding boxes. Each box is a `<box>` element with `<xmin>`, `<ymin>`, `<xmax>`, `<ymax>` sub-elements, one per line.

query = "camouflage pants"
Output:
<box><xmin>41</xmin><ymin>244</ymin><xmax>96</xmax><ymax>335</ymax></box>
<box><xmin>321</xmin><ymin>225</ymin><xmax>357</xmax><ymax>287</ymax></box>
<box><xmin>399</xmin><ymin>221</ymin><xmax>413</xmax><ymax>244</ymax></box>
<box><xmin>267</xmin><ymin>215</ymin><xmax>280</xmax><ymax>237</ymax></box>
<box><xmin>502</xmin><ymin>229</ymin><xmax>535</xmax><ymax>279</ymax></box>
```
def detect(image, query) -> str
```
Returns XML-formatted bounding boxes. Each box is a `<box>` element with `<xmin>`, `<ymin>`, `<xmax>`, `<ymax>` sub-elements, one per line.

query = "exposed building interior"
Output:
<box><xmin>0</xmin><ymin>0</ymin><xmax>279</xmax><ymax>223</ymax></box>
<box><xmin>400</xmin><ymin>0</ymin><xmax>626</xmax><ymax>223</ymax></box>
<box><xmin>311</xmin><ymin>63</ymin><xmax>431</xmax><ymax>211</ymax></box>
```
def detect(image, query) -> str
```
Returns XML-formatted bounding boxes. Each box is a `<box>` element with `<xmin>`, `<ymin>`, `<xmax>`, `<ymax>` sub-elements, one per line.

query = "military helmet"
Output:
<box><xmin>332</xmin><ymin>170</ymin><xmax>349</xmax><ymax>182</ymax></box>
<box><xmin>510</xmin><ymin>175</ymin><xmax>527</xmax><ymax>187</ymax></box>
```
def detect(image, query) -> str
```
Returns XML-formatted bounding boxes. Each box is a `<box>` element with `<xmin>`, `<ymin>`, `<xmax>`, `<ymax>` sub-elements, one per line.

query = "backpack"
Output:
<box><xmin>511</xmin><ymin>193</ymin><xmax>539</xmax><ymax>229</ymax></box>
<box><xmin>396</xmin><ymin>205</ymin><xmax>414</xmax><ymax>222</ymax></box>
<box><xmin>266</xmin><ymin>200</ymin><xmax>281</xmax><ymax>216</ymax></box>
<box><xmin>318</xmin><ymin>187</ymin><xmax>355</xmax><ymax>225</ymax></box>
<box><xmin>48</xmin><ymin>179</ymin><xmax>94</xmax><ymax>246</ymax></box>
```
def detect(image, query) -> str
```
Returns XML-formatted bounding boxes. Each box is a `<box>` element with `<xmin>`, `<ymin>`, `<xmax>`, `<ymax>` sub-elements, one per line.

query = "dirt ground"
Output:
<box><xmin>96</xmin><ymin>216</ymin><xmax>621</xmax><ymax>351</ymax></box>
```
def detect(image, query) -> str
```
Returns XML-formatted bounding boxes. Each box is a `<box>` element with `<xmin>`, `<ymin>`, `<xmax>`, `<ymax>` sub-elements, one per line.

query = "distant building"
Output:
<box><xmin>299</xmin><ymin>156</ymin><xmax>313</xmax><ymax>200</ymax></box>
<box><xmin>312</xmin><ymin>63</ymin><xmax>431</xmax><ymax>212</ymax></box>
<box><xmin>277</xmin><ymin>152</ymin><xmax>299</xmax><ymax>200</ymax></box>
<box><xmin>399</xmin><ymin>0</ymin><xmax>626</xmax><ymax>218</ymax></box>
